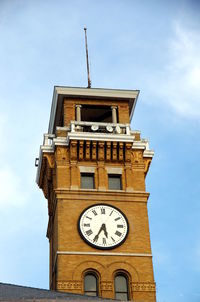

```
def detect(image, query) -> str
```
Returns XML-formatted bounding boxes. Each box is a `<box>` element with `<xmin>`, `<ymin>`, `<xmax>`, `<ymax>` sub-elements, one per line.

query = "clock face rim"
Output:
<box><xmin>77</xmin><ymin>203</ymin><xmax>129</xmax><ymax>250</ymax></box>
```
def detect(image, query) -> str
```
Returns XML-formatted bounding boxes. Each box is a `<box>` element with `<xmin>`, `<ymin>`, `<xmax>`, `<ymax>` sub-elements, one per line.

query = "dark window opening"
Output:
<box><xmin>108</xmin><ymin>174</ymin><xmax>122</xmax><ymax>190</ymax></box>
<box><xmin>81</xmin><ymin>105</ymin><xmax>113</xmax><ymax>123</ymax></box>
<box><xmin>115</xmin><ymin>274</ymin><xmax>129</xmax><ymax>301</ymax></box>
<box><xmin>84</xmin><ymin>273</ymin><xmax>98</xmax><ymax>296</ymax></box>
<box><xmin>81</xmin><ymin>173</ymin><xmax>94</xmax><ymax>189</ymax></box>
<box><xmin>60</xmin><ymin>112</ymin><xmax>64</xmax><ymax>127</ymax></box>
<box><xmin>54</xmin><ymin>105</ymin><xmax>64</xmax><ymax>130</ymax></box>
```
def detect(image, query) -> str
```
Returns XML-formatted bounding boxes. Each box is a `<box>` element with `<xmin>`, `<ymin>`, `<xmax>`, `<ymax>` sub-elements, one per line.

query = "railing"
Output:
<box><xmin>41</xmin><ymin>122</ymin><xmax>131</xmax><ymax>148</ymax></box>
<box><xmin>70</xmin><ymin>121</ymin><xmax>131</xmax><ymax>135</ymax></box>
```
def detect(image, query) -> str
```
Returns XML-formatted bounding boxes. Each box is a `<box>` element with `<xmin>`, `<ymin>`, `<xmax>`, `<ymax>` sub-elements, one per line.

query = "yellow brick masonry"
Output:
<box><xmin>38</xmin><ymin>97</ymin><xmax>156</xmax><ymax>301</ymax></box>
<box><xmin>63</xmin><ymin>98</ymin><xmax>130</xmax><ymax>127</ymax></box>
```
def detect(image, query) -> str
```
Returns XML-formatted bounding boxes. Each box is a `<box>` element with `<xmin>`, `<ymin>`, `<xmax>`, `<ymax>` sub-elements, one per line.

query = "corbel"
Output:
<box><xmin>106</xmin><ymin>141</ymin><xmax>111</xmax><ymax>161</ymax></box>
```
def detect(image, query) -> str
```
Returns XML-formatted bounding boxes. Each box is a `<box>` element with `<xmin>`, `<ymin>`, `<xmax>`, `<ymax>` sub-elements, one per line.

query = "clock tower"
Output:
<box><xmin>36</xmin><ymin>86</ymin><xmax>156</xmax><ymax>301</ymax></box>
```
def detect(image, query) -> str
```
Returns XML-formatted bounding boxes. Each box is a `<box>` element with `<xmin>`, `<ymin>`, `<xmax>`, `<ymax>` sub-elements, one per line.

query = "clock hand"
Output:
<box><xmin>93</xmin><ymin>224</ymin><xmax>104</xmax><ymax>242</ymax></box>
<box><xmin>102</xmin><ymin>223</ymin><xmax>108</xmax><ymax>238</ymax></box>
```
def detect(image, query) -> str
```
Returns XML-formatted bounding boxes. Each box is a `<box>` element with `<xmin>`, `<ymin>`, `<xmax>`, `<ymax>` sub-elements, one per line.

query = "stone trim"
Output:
<box><xmin>100</xmin><ymin>281</ymin><xmax>113</xmax><ymax>291</ymax></box>
<box><xmin>131</xmin><ymin>282</ymin><xmax>156</xmax><ymax>292</ymax></box>
<box><xmin>57</xmin><ymin>251</ymin><xmax>152</xmax><ymax>257</ymax></box>
<box><xmin>132</xmin><ymin>141</ymin><xmax>146</xmax><ymax>150</ymax></box>
<box><xmin>67</xmin><ymin>132</ymin><xmax>134</xmax><ymax>143</ymax></box>
<box><xmin>57</xmin><ymin>280</ymin><xmax>82</xmax><ymax>291</ymax></box>
<box><xmin>105</xmin><ymin>167</ymin><xmax>123</xmax><ymax>174</ymax></box>
<box><xmin>144</xmin><ymin>150</ymin><xmax>154</xmax><ymax>158</ymax></box>
<box><xmin>79</xmin><ymin>166</ymin><xmax>96</xmax><ymax>173</ymax></box>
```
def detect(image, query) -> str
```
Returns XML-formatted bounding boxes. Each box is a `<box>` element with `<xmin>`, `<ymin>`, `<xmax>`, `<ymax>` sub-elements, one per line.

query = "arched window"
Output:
<box><xmin>115</xmin><ymin>273</ymin><xmax>129</xmax><ymax>301</ymax></box>
<box><xmin>84</xmin><ymin>272</ymin><xmax>98</xmax><ymax>296</ymax></box>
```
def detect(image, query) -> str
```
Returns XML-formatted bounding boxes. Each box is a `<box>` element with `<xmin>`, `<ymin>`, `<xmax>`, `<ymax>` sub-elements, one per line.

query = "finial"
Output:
<box><xmin>84</xmin><ymin>27</ymin><xmax>91</xmax><ymax>88</ymax></box>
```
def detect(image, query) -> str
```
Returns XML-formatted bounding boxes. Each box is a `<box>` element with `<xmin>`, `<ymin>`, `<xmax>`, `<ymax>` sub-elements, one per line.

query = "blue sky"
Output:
<box><xmin>0</xmin><ymin>1</ymin><xmax>200</xmax><ymax>301</ymax></box>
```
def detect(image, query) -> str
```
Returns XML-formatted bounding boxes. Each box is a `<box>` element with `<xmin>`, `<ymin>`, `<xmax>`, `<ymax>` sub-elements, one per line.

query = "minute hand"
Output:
<box><xmin>102</xmin><ymin>224</ymin><xmax>108</xmax><ymax>238</ymax></box>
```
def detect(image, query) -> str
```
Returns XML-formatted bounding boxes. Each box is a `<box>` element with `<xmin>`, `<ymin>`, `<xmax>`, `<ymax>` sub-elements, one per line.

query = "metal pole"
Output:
<box><xmin>84</xmin><ymin>27</ymin><xmax>91</xmax><ymax>88</ymax></box>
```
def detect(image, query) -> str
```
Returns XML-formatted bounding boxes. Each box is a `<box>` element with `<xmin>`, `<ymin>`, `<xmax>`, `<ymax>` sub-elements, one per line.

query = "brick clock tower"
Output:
<box><xmin>36</xmin><ymin>86</ymin><xmax>156</xmax><ymax>301</ymax></box>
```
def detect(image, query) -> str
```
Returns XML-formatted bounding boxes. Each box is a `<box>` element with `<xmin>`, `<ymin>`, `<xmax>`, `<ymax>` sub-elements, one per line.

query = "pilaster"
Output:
<box><xmin>97</xmin><ymin>161</ymin><xmax>106</xmax><ymax>191</ymax></box>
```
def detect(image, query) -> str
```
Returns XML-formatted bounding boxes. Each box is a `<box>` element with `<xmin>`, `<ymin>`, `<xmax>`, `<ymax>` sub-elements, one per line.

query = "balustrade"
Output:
<box><xmin>70</xmin><ymin>121</ymin><xmax>131</xmax><ymax>135</ymax></box>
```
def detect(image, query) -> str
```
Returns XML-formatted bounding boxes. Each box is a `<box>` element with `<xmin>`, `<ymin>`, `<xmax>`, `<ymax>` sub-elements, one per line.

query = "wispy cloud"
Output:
<box><xmin>152</xmin><ymin>20</ymin><xmax>200</xmax><ymax>119</ymax></box>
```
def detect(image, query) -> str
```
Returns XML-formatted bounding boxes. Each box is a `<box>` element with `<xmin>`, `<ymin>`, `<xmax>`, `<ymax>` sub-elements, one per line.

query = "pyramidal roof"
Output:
<box><xmin>0</xmin><ymin>282</ymin><xmax>112</xmax><ymax>301</ymax></box>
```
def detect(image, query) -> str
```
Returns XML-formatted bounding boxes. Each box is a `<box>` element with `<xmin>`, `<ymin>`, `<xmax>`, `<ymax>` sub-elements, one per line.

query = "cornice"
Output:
<box><xmin>144</xmin><ymin>150</ymin><xmax>154</xmax><ymax>158</ymax></box>
<box><xmin>36</xmin><ymin>133</ymin><xmax>154</xmax><ymax>185</ymax></box>
<box><xmin>67</xmin><ymin>132</ymin><xmax>135</xmax><ymax>143</ymax></box>
<box><xmin>54</xmin><ymin>189</ymin><xmax>150</xmax><ymax>202</ymax></box>
<box><xmin>53</xmin><ymin>137</ymin><xmax>68</xmax><ymax>146</ymax></box>
<box><xmin>132</xmin><ymin>140</ymin><xmax>154</xmax><ymax>158</ymax></box>
<box><xmin>132</xmin><ymin>141</ymin><xmax>145</xmax><ymax>150</ymax></box>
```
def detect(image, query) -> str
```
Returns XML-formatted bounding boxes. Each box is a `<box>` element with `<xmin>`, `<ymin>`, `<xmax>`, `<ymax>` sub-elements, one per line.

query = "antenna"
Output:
<box><xmin>84</xmin><ymin>27</ymin><xmax>91</xmax><ymax>88</ymax></box>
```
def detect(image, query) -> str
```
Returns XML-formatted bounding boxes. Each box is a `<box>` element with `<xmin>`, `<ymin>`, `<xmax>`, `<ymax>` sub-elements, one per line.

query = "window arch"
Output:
<box><xmin>84</xmin><ymin>272</ymin><xmax>98</xmax><ymax>297</ymax></box>
<box><xmin>114</xmin><ymin>273</ymin><xmax>129</xmax><ymax>301</ymax></box>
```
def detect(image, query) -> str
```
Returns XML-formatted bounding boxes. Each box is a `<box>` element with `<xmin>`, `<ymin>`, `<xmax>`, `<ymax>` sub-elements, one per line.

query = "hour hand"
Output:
<box><xmin>93</xmin><ymin>225</ymin><xmax>103</xmax><ymax>242</ymax></box>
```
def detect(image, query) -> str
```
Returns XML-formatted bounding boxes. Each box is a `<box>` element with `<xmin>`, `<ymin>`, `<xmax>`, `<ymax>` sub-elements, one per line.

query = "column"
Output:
<box><xmin>111</xmin><ymin>106</ymin><xmax>117</xmax><ymax>124</ymax></box>
<box><xmin>76</xmin><ymin>105</ymin><xmax>82</xmax><ymax>121</ymax></box>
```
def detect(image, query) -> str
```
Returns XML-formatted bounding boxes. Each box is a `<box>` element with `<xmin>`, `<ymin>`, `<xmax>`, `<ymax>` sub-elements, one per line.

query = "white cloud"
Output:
<box><xmin>153</xmin><ymin>20</ymin><xmax>200</xmax><ymax>119</ymax></box>
<box><xmin>0</xmin><ymin>167</ymin><xmax>27</xmax><ymax>208</ymax></box>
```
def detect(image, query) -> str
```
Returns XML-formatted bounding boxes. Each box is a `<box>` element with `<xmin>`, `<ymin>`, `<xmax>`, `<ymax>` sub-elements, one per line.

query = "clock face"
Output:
<box><xmin>78</xmin><ymin>204</ymin><xmax>129</xmax><ymax>250</ymax></box>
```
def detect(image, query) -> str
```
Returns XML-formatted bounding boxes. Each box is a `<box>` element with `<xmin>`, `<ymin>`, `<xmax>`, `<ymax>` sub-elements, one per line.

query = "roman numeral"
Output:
<box><xmin>115</xmin><ymin>217</ymin><xmax>121</xmax><ymax>221</ymax></box>
<box><xmin>86</xmin><ymin>229</ymin><xmax>93</xmax><ymax>236</ymax></box>
<box><xmin>109</xmin><ymin>210</ymin><xmax>113</xmax><ymax>216</ymax></box>
<box><xmin>117</xmin><ymin>225</ymin><xmax>123</xmax><ymax>228</ymax></box>
<box><xmin>92</xmin><ymin>210</ymin><xmax>97</xmax><ymax>216</ymax></box>
<box><xmin>115</xmin><ymin>231</ymin><xmax>122</xmax><ymax>237</ymax></box>
<box><xmin>84</xmin><ymin>223</ymin><xmax>90</xmax><ymax>227</ymax></box>
<box><xmin>102</xmin><ymin>238</ymin><xmax>106</xmax><ymax>245</ymax></box>
<box><xmin>86</xmin><ymin>216</ymin><xmax>92</xmax><ymax>220</ymax></box>
<box><xmin>101</xmin><ymin>208</ymin><xmax>105</xmax><ymax>214</ymax></box>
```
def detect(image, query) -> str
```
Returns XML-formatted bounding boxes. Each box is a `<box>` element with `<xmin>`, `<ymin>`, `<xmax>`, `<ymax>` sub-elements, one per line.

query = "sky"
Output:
<box><xmin>0</xmin><ymin>0</ymin><xmax>200</xmax><ymax>301</ymax></box>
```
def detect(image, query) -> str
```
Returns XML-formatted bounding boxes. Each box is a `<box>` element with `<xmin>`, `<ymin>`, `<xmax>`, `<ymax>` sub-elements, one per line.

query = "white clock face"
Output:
<box><xmin>78</xmin><ymin>204</ymin><xmax>129</xmax><ymax>250</ymax></box>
